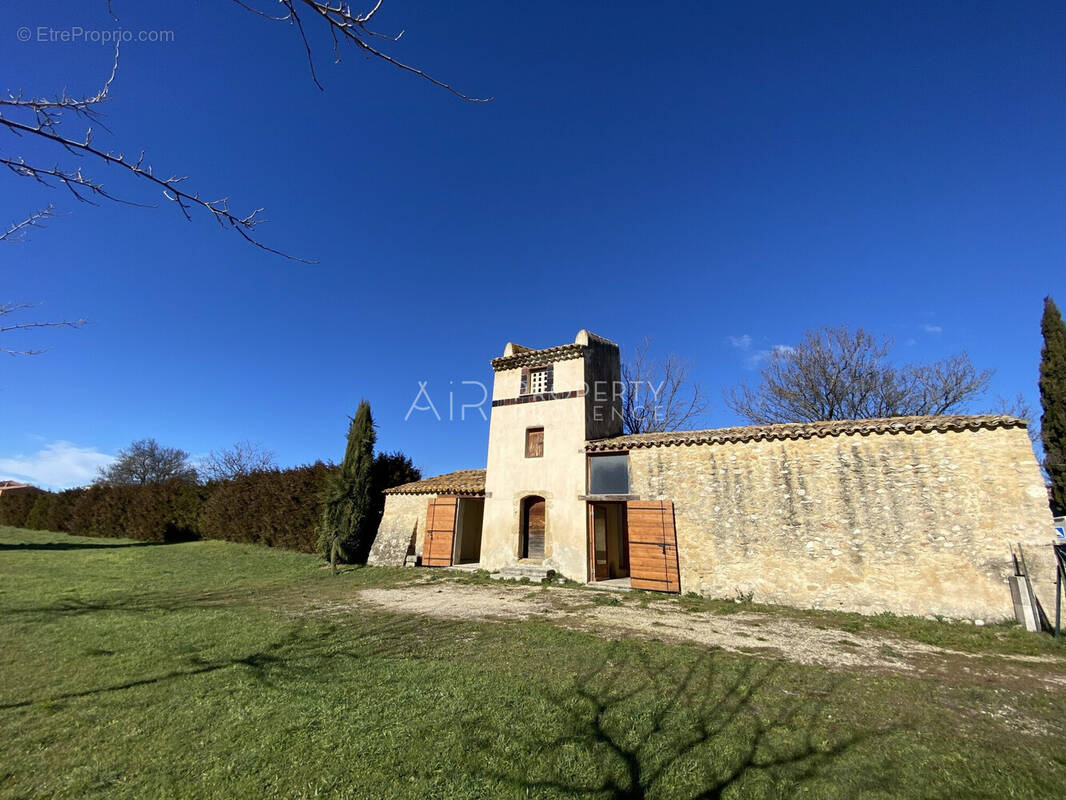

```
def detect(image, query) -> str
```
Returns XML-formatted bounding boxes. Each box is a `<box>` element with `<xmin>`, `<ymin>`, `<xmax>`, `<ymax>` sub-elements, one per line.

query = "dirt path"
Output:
<box><xmin>333</xmin><ymin>581</ymin><xmax>1066</xmax><ymax>691</ymax></box>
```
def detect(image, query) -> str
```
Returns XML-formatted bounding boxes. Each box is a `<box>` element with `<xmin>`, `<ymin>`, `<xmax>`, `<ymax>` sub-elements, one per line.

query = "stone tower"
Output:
<box><xmin>479</xmin><ymin>330</ymin><xmax>622</xmax><ymax>580</ymax></box>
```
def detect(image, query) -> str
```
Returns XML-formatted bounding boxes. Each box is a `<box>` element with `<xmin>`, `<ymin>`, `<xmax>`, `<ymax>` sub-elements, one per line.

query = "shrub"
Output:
<box><xmin>0</xmin><ymin>490</ymin><xmax>40</xmax><ymax>528</ymax></box>
<box><xmin>5</xmin><ymin>447</ymin><xmax>417</xmax><ymax>556</ymax></box>
<box><xmin>71</xmin><ymin>485</ymin><xmax>128</xmax><ymax>539</ymax></box>
<box><xmin>199</xmin><ymin>463</ymin><xmax>332</xmax><ymax>553</ymax></box>
<box><xmin>124</xmin><ymin>481</ymin><xmax>205</xmax><ymax>542</ymax></box>
<box><xmin>46</xmin><ymin>489</ymin><xmax>83</xmax><ymax>533</ymax></box>
<box><xmin>25</xmin><ymin>493</ymin><xmax>53</xmax><ymax>530</ymax></box>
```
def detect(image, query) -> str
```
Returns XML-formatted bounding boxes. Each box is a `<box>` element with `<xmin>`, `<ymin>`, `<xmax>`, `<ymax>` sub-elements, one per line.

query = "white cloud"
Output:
<box><xmin>727</xmin><ymin>334</ymin><xmax>753</xmax><ymax>350</ymax></box>
<box><xmin>923</xmin><ymin>324</ymin><xmax>943</xmax><ymax>334</ymax></box>
<box><xmin>745</xmin><ymin>344</ymin><xmax>794</xmax><ymax>370</ymax></box>
<box><xmin>0</xmin><ymin>441</ymin><xmax>115</xmax><ymax>490</ymax></box>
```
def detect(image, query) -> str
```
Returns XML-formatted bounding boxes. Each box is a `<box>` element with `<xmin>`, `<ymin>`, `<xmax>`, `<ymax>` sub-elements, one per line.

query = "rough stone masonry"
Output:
<box><xmin>371</xmin><ymin>330</ymin><xmax>1057</xmax><ymax>624</ymax></box>
<box><xmin>619</xmin><ymin>419</ymin><xmax>1055</xmax><ymax>620</ymax></box>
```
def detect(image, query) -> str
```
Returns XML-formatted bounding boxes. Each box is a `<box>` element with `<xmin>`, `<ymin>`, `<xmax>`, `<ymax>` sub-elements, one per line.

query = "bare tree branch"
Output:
<box><xmin>0</xmin><ymin>107</ymin><xmax>312</xmax><ymax>263</ymax></box>
<box><xmin>0</xmin><ymin>302</ymin><xmax>87</xmax><ymax>356</ymax></box>
<box><xmin>231</xmin><ymin>0</ymin><xmax>492</xmax><ymax>101</ymax></box>
<box><xmin>0</xmin><ymin>206</ymin><xmax>56</xmax><ymax>243</ymax></box>
<box><xmin>2</xmin><ymin>209</ymin><xmax>87</xmax><ymax>355</ymax></box>
<box><xmin>1</xmin><ymin>2</ymin><xmax>489</xmax><ymax>262</ymax></box>
<box><xmin>622</xmin><ymin>338</ymin><xmax>710</xmax><ymax>433</ymax></box>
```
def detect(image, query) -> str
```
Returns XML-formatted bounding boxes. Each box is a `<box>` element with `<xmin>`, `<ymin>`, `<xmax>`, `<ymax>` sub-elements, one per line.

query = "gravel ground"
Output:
<box><xmin>320</xmin><ymin>581</ymin><xmax>1066</xmax><ymax>690</ymax></box>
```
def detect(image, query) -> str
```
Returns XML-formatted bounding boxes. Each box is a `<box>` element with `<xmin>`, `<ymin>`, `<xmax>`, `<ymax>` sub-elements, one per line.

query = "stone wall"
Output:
<box><xmin>367</xmin><ymin>492</ymin><xmax>432</xmax><ymax>566</ymax></box>
<box><xmin>628</xmin><ymin>425</ymin><xmax>1056</xmax><ymax>620</ymax></box>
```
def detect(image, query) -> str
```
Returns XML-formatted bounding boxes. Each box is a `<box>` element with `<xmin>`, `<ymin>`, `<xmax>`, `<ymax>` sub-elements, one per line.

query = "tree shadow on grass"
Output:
<box><xmin>469</xmin><ymin>643</ymin><xmax>908</xmax><ymax>799</ymax></box>
<box><xmin>3</xmin><ymin>587</ymin><xmax>275</xmax><ymax>618</ymax></box>
<box><xmin>0</xmin><ymin>541</ymin><xmax>171</xmax><ymax>552</ymax></box>
<box><xmin>0</xmin><ymin>614</ymin><xmax>458</xmax><ymax>711</ymax></box>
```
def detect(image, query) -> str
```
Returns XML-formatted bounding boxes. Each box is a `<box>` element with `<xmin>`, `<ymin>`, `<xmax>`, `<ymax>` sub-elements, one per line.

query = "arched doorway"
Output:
<box><xmin>520</xmin><ymin>495</ymin><xmax>546</xmax><ymax>560</ymax></box>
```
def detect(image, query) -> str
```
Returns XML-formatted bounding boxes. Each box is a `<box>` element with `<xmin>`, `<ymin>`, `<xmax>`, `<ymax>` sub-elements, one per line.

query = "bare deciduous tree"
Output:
<box><xmin>622</xmin><ymin>338</ymin><xmax>710</xmax><ymax>434</ymax></box>
<box><xmin>200</xmin><ymin>440</ymin><xmax>276</xmax><ymax>482</ymax></box>
<box><xmin>1</xmin><ymin>2</ymin><xmax>487</xmax><ymax>260</ymax></box>
<box><xmin>727</xmin><ymin>327</ymin><xmax>993</xmax><ymax>425</ymax></box>
<box><xmin>96</xmin><ymin>438</ymin><xmax>197</xmax><ymax>485</ymax></box>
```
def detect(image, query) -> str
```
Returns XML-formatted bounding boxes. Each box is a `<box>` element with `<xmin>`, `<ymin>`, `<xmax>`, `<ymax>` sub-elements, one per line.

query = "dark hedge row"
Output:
<box><xmin>0</xmin><ymin>453</ymin><xmax>421</xmax><ymax>557</ymax></box>
<box><xmin>0</xmin><ymin>463</ymin><xmax>333</xmax><ymax>551</ymax></box>
<box><xmin>199</xmin><ymin>464</ymin><xmax>331</xmax><ymax>553</ymax></box>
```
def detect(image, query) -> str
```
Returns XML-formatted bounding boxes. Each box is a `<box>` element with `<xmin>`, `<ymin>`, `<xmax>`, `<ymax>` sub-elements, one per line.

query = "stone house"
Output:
<box><xmin>368</xmin><ymin>330</ymin><xmax>1057</xmax><ymax>621</ymax></box>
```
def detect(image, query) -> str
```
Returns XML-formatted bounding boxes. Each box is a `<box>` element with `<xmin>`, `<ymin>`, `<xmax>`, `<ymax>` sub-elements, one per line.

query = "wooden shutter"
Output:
<box><xmin>525</xmin><ymin>428</ymin><xmax>544</xmax><ymax>458</ymax></box>
<box><xmin>422</xmin><ymin>496</ymin><xmax>458</xmax><ymax>567</ymax></box>
<box><xmin>626</xmin><ymin>501</ymin><xmax>680</xmax><ymax>593</ymax></box>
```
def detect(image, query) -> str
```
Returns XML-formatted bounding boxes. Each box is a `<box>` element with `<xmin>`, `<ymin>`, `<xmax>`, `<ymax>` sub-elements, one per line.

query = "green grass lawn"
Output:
<box><xmin>1</xmin><ymin>526</ymin><xmax>1064</xmax><ymax>799</ymax></box>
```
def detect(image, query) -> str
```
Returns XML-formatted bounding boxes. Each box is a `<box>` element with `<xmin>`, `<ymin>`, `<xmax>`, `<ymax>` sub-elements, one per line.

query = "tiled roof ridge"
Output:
<box><xmin>585</xmin><ymin>414</ymin><xmax>1026</xmax><ymax>451</ymax></box>
<box><xmin>491</xmin><ymin>342</ymin><xmax>585</xmax><ymax>371</ymax></box>
<box><xmin>384</xmin><ymin>468</ymin><xmax>487</xmax><ymax>495</ymax></box>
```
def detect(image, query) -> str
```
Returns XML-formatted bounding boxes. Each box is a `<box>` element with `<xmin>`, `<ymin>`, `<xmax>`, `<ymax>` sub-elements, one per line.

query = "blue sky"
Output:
<box><xmin>1</xmin><ymin>1</ymin><xmax>1063</xmax><ymax>489</ymax></box>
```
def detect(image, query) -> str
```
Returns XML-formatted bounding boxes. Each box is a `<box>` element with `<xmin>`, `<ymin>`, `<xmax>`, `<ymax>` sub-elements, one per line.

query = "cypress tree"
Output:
<box><xmin>1040</xmin><ymin>296</ymin><xmax>1066</xmax><ymax>515</ymax></box>
<box><xmin>319</xmin><ymin>400</ymin><xmax>377</xmax><ymax>563</ymax></box>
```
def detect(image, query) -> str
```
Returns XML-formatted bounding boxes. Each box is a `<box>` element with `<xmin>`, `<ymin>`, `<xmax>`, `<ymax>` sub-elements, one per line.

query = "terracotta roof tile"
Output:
<box><xmin>585</xmin><ymin>415</ymin><xmax>1026</xmax><ymax>452</ymax></box>
<box><xmin>384</xmin><ymin>468</ymin><xmax>486</xmax><ymax>496</ymax></box>
<box><xmin>491</xmin><ymin>343</ymin><xmax>585</xmax><ymax>372</ymax></box>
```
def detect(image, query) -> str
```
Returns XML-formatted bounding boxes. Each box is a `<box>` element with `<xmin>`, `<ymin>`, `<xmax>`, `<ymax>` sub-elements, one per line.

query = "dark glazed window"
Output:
<box><xmin>588</xmin><ymin>454</ymin><xmax>629</xmax><ymax>495</ymax></box>
<box><xmin>525</xmin><ymin>427</ymin><xmax>544</xmax><ymax>458</ymax></box>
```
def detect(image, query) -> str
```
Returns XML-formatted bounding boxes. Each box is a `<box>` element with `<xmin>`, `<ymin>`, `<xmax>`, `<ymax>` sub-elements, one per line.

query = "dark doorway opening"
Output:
<box><xmin>588</xmin><ymin>502</ymin><xmax>630</xmax><ymax>581</ymax></box>
<box><xmin>451</xmin><ymin>497</ymin><xmax>484</xmax><ymax>565</ymax></box>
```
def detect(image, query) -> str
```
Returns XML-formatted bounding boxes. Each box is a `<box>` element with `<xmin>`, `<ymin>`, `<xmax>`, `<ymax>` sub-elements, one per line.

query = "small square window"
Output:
<box><xmin>528</xmin><ymin>368</ymin><xmax>548</xmax><ymax>394</ymax></box>
<box><xmin>525</xmin><ymin>427</ymin><xmax>544</xmax><ymax>458</ymax></box>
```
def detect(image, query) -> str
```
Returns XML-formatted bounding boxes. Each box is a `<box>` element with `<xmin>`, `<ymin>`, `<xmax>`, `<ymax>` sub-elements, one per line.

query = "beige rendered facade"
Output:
<box><xmin>368</xmin><ymin>330</ymin><xmax>1058</xmax><ymax>622</ymax></box>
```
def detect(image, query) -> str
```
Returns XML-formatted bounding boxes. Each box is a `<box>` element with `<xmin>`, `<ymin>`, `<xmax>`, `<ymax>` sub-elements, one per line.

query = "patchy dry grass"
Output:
<box><xmin>2</xmin><ymin>527</ymin><xmax>1065</xmax><ymax>799</ymax></box>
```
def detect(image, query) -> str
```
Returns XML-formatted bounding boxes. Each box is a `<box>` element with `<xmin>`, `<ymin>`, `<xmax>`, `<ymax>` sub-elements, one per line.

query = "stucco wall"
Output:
<box><xmin>628</xmin><ymin>425</ymin><xmax>1056</xmax><ymax>620</ymax></box>
<box><xmin>482</xmin><ymin>356</ymin><xmax>589</xmax><ymax>578</ymax></box>
<box><xmin>367</xmin><ymin>492</ymin><xmax>432</xmax><ymax>566</ymax></box>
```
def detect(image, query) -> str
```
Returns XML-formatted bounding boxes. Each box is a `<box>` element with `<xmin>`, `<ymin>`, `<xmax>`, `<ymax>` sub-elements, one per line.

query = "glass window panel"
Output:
<box><xmin>589</xmin><ymin>454</ymin><xmax>629</xmax><ymax>495</ymax></box>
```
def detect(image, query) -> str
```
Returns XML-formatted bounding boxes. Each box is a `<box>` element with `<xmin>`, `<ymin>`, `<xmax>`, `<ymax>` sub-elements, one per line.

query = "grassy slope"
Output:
<box><xmin>0</xmin><ymin>526</ymin><xmax>1063</xmax><ymax>799</ymax></box>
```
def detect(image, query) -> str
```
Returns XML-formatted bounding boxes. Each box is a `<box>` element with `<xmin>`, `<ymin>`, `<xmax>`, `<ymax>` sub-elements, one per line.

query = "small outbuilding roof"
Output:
<box><xmin>585</xmin><ymin>414</ymin><xmax>1026</xmax><ymax>452</ymax></box>
<box><xmin>384</xmin><ymin>468</ymin><xmax>487</xmax><ymax>496</ymax></box>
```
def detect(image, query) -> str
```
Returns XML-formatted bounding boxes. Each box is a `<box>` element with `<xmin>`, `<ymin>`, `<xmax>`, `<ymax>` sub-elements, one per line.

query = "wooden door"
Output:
<box><xmin>422</xmin><ymin>496</ymin><xmax>458</xmax><ymax>567</ymax></box>
<box><xmin>524</xmin><ymin>496</ymin><xmax>546</xmax><ymax>560</ymax></box>
<box><xmin>626</xmin><ymin>501</ymin><xmax>680</xmax><ymax>593</ymax></box>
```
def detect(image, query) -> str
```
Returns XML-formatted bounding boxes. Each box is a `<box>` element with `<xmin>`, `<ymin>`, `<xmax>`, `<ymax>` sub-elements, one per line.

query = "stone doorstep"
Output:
<box><xmin>587</xmin><ymin>577</ymin><xmax>633</xmax><ymax>593</ymax></box>
<box><xmin>445</xmin><ymin>562</ymin><xmax>482</xmax><ymax>573</ymax></box>
<box><xmin>491</xmin><ymin>563</ymin><xmax>556</xmax><ymax>582</ymax></box>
